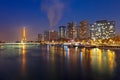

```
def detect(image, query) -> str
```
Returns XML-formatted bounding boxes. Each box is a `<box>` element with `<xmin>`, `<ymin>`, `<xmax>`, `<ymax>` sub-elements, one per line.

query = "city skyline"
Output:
<box><xmin>37</xmin><ymin>20</ymin><xmax>115</xmax><ymax>42</ymax></box>
<box><xmin>0</xmin><ymin>0</ymin><xmax>120</xmax><ymax>41</ymax></box>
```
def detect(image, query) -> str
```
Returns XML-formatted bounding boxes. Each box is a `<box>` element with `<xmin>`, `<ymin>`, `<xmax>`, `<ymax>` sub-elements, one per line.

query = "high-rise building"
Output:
<box><xmin>78</xmin><ymin>20</ymin><xmax>89</xmax><ymax>40</ymax></box>
<box><xmin>90</xmin><ymin>20</ymin><xmax>115</xmax><ymax>41</ymax></box>
<box><xmin>76</xmin><ymin>26</ymin><xmax>80</xmax><ymax>39</ymax></box>
<box><xmin>67</xmin><ymin>22</ymin><xmax>77</xmax><ymax>39</ymax></box>
<box><xmin>59</xmin><ymin>26</ymin><xmax>66</xmax><ymax>39</ymax></box>
<box><xmin>44</xmin><ymin>31</ymin><xmax>49</xmax><ymax>41</ymax></box>
<box><xmin>49</xmin><ymin>30</ymin><xmax>58</xmax><ymax>41</ymax></box>
<box><xmin>38</xmin><ymin>34</ymin><xmax>43</xmax><ymax>42</ymax></box>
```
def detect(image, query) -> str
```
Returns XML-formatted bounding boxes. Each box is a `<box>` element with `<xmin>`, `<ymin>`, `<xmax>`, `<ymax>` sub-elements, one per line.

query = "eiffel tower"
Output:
<box><xmin>21</xmin><ymin>27</ymin><xmax>27</xmax><ymax>43</ymax></box>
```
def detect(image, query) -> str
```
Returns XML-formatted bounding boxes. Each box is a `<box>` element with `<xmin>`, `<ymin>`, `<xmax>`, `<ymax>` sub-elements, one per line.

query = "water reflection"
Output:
<box><xmin>64</xmin><ymin>46</ymin><xmax>70</xmax><ymax>65</ymax></box>
<box><xmin>47</xmin><ymin>46</ymin><xmax>57</xmax><ymax>79</ymax></box>
<box><xmin>19</xmin><ymin>44</ymin><xmax>27</xmax><ymax>77</ymax></box>
<box><xmin>89</xmin><ymin>48</ymin><xmax>116</xmax><ymax>75</ymax></box>
<box><xmin>0</xmin><ymin>44</ymin><xmax>117</xmax><ymax>80</ymax></box>
<box><xmin>63</xmin><ymin>47</ymin><xmax>116</xmax><ymax>79</ymax></box>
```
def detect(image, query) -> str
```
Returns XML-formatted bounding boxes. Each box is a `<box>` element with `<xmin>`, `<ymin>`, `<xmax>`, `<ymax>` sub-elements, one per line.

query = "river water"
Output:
<box><xmin>0</xmin><ymin>44</ymin><xmax>120</xmax><ymax>80</ymax></box>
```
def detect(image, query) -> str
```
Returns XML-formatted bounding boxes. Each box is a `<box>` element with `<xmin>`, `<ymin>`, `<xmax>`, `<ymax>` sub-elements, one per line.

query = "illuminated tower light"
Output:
<box><xmin>21</xmin><ymin>27</ymin><xmax>27</xmax><ymax>43</ymax></box>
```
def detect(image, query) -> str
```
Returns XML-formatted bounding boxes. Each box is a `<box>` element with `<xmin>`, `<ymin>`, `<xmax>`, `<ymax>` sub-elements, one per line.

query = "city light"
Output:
<box><xmin>0</xmin><ymin>0</ymin><xmax>120</xmax><ymax>80</ymax></box>
<box><xmin>21</xmin><ymin>27</ymin><xmax>27</xmax><ymax>43</ymax></box>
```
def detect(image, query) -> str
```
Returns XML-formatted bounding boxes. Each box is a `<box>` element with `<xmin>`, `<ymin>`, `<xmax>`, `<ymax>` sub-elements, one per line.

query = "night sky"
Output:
<box><xmin>0</xmin><ymin>0</ymin><xmax>120</xmax><ymax>41</ymax></box>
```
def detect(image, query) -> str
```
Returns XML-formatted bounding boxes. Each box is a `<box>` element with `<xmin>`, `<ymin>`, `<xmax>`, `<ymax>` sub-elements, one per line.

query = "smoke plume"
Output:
<box><xmin>41</xmin><ymin>0</ymin><xmax>64</xmax><ymax>27</ymax></box>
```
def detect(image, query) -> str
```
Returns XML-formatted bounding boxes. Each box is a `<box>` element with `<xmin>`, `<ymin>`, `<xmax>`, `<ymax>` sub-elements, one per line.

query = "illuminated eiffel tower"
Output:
<box><xmin>21</xmin><ymin>27</ymin><xmax>27</xmax><ymax>43</ymax></box>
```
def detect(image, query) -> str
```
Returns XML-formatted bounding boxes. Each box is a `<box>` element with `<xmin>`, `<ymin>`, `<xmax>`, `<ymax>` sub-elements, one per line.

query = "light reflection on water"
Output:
<box><xmin>21</xmin><ymin>44</ymin><xmax>27</xmax><ymax>77</ymax></box>
<box><xmin>63</xmin><ymin>46</ymin><xmax>116</xmax><ymax>79</ymax></box>
<box><xmin>0</xmin><ymin>45</ymin><xmax>118</xmax><ymax>80</ymax></box>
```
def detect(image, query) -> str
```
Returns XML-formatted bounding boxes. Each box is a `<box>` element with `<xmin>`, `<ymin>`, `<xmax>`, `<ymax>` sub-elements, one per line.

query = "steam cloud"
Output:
<box><xmin>41</xmin><ymin>0</ymin><xmax>64</xmax><ymax>27</ymax></box>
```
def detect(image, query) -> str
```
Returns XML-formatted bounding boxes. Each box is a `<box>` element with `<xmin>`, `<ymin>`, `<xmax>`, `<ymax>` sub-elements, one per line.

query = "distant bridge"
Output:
<box><xmin>0</xmin><ymin>43</ymin><xmax>41</xmax><ymax>48</ymax></box>
<box><xmin>0</xmin><ymin>43</ymin><xmax>40</xmax><ymax>45</ymax></box>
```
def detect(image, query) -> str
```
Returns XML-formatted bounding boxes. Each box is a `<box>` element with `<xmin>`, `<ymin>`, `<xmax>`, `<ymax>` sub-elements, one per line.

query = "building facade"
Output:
<box><xmin>59</xmin><ymin>26</ymin><xmax>66</xmax><ymax>39</ymax></box>
<box><xmin>78</xmin><ymin>20</ymin><xmax>89</xmax><ymax>40</ymax></box>
<box><xmin>67</xmin><ymin>22</ymin><xmax>77</xmax><ymax>39</ymax></box>
<box><xmin>44</xmin><ymin>31</ymin><xmax>49</xmax><ymax>42</ymax></box>
<box><xmin>90</xmin><ymin>20</ymin><xmax>115</xmax><ymax>41</ymax></box>
<box><xmin>38</xmin><ymin>34</ymin><xmax>43</xmax><ymax>42</ymax></box>
<box><xmin>49</xmin><ymin>30</ymin><xmax>58</xmax><ymax>41</ymax></box>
